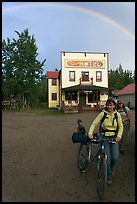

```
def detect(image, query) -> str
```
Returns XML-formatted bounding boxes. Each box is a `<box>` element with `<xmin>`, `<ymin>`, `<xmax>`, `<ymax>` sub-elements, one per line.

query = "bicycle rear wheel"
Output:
<box><xmin>96</xmin><ymin>155</ymin><xmax>107</xmax><ymax>199</ymax></box>
<box><xmin>77</xmin><ymin>143</ymin><xmax>89</xmax><ymax>171</ymax></box>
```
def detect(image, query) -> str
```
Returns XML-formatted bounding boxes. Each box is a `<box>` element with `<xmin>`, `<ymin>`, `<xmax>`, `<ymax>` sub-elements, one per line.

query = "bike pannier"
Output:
<box><xmin>72</xmin><ymin>132</ymin><xmax>88</xmax><ymax>143</ymax></box>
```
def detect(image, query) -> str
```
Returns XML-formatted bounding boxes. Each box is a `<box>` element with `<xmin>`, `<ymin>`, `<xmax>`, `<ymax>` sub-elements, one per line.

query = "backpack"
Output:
<box><xmin>124</xmin><ymin>107</ymin><xmax>130</xmax><ymax>126</ymax></box>
<box><xmin>118</xmin><ymin>107</ymin><xmax>130</xmax><ymax>126</ymax></box>
<box><xmin>99</xmin><ymin>111</ymin><xmax>118</xmax><ymax>135</ymax></box>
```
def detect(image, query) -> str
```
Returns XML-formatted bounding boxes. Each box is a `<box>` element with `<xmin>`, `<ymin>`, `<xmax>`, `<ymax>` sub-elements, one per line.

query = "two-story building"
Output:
<box><xmin>46</xmin><ymin>51</ymin><xmax>109</xmax><ymax>112</ymax></box>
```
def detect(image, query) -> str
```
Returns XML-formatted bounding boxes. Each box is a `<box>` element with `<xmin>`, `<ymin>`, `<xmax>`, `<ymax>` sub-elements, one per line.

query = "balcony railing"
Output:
<box><xmin>79</xmin><ymin>77</ymin><xmax>93</xmax><ymax>85</ymax></box>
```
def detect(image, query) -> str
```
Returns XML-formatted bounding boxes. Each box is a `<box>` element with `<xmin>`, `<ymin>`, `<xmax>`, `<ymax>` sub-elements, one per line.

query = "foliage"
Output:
<box><xmin>108</xmin><ymin>64</ymin><xmax>135</xmax><ymax>90</ymax></box>
<box><xmin>32</xmin><ymin>75</ymin><xmax>48</xmax><ymax>103</ymax></box>
<box><xmin>2</xmin><ymin>28</ymin><xmax>46</xmax><ymax>106</ymax></box>
<box><xmin>2</xmin><ymin>29</ymin><xmax>135</xmax><ymax>109</ymax></box>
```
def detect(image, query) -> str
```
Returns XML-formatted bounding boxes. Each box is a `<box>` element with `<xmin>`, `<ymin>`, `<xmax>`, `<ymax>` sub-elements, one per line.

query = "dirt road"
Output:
<box><xmin>2</xmin><ymin>110</ymin><xmax>135</xmax><ymax>202</ymax></box>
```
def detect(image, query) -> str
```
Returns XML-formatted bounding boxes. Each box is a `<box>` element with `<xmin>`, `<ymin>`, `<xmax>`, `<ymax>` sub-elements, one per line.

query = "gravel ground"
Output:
<box><xmin>2</xmin><ymin>110</ymin><xmax>135</xmax><ymax>202</ymax></box>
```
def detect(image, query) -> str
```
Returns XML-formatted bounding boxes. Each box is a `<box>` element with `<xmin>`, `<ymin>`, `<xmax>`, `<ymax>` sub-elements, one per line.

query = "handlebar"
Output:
<box><xmin>87</xmin><ymin>132</ymin><xmax>117</xmax><ymax>144</ymax></box>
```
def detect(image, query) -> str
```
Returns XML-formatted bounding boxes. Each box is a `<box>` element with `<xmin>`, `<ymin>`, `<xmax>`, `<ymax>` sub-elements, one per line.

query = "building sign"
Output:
<box><xmin>65</xmin><ymin>60</ymin><xmax>105</xmax><ymax>68</ymax></box>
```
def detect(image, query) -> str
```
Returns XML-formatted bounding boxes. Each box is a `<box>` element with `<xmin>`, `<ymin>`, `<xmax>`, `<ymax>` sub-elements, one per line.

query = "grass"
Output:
<box><xmin>2</xmin><ymin>102</ymin><xmax>81</xmax><ymax>116</ymax></box>
<box><xmin>2</xmin><ymin>106</ymin><xmax>65</xmax><ymax>116</ymax></box>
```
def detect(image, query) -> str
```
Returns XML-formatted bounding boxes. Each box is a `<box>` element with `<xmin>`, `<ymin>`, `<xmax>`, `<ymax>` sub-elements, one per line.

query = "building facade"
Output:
<box><xmin>46</xmin><ymin>51</ymin><xmax>109</xmax><ymax>112</ymax></box>
<box><xmin>46</xmin><ymin>71</ymin><xmax>60</xmax><ymax>108</ymax></box>
<box><xmin>117</xmin><ymin>83</ymin><xmax>135</xmax><ymax>109</ymax></box>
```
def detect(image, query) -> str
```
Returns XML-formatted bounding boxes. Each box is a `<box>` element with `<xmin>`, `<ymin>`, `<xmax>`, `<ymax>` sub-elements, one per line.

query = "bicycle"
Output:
<box><xmin>77</xmin><ymin>133</ymin><xmax>116</xmax><ymax>200</ymax></box>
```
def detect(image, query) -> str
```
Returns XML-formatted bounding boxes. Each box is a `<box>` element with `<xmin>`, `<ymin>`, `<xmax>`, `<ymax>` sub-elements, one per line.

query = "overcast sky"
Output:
<box><xmin>2</xmin><ymin>2</ymin><xmax>135</xmax><ymax>74</ymax></box>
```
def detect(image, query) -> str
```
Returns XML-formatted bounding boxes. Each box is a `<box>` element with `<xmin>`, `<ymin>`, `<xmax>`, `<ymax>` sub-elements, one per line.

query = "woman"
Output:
<box><xmin>88</xmin><ymin>98</ymin><xmax>123</xmax><ymax>185</ymax></box>
<box><xmin>117</xmin><ymin>99</ymin><xmax>131</xmax><ymax>155</ymax></box>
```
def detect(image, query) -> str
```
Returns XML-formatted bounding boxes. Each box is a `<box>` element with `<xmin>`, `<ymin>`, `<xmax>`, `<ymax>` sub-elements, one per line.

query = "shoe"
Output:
<box><xmin>80</xmin><ymin>169</ymin><xmax>86</xmax><ymax>174</ymax></box>
<box><xmin>107</xmin><ymin>178</ymin><xmax>112</xmax><ymax>185</ymax></box>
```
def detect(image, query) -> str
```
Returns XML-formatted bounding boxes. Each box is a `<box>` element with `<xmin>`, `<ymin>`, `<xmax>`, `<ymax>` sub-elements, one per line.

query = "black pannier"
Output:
<box><xmin>72</xmin><ymin>132</ymin><xmax>88</xmax><ymax>143</ymax></box>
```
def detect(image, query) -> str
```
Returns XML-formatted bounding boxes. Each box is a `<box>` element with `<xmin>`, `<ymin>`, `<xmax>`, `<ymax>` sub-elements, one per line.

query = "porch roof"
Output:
<box><xmin>62</xmin><ymin>84</ymin><xmax>108</xmax><ymax>91</ymax></box>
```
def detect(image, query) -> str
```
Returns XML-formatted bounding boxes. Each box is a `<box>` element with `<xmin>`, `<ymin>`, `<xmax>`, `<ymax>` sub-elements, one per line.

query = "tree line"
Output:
<box><xmin>2</xmin><ymin>29</ymin><xmax>135</xmax><ymax>108</ymax></box>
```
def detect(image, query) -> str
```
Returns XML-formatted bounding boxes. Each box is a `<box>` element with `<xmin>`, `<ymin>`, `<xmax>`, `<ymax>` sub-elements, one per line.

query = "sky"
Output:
<box><xmin>2</xmin><ymin>2</ymin><xmax>135</xmax><ymax>75</ymax></box>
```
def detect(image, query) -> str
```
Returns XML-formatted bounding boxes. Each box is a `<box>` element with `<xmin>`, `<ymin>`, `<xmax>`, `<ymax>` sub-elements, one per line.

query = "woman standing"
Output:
<box><xmin>117</xmin><ymin>99</ymin><xmax>131</xmax><ymax>155</ymax></box>
<box><xmin>88</xmin><ymin>98</ymin><xmax>123</xmax><ymax>184</ymax></box>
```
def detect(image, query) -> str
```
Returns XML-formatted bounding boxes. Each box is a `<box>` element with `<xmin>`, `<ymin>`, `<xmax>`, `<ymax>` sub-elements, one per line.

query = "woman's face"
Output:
<box><xmin>107</xmin><ymin>103</ymin><xmax>115</xmax><ymax>112</ymax></box>
<box><xmin>118</xmin><ymin>103</ymin><xmax>123</xmax><ymax>108</ymax></box>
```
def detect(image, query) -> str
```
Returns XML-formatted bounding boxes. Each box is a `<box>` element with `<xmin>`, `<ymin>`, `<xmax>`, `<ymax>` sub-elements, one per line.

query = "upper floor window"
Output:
<box><xmin>69</xmin><ymin>71</ymin><xmax>75</xmax><ymax>81</ymax></box>
<box><xmin>96</xmin><ymin>71</ymin><xmax>102</xmax><ymax>82</ymax></box>
<box><xmin>52</xmin><ymin>78</ymin><xmax>57</xmax><ymax>85</ymax></box>
<box><xmin>82</xmin><ymin>71</ymin><xmax>89</xmax><ymax>81</ymax></box>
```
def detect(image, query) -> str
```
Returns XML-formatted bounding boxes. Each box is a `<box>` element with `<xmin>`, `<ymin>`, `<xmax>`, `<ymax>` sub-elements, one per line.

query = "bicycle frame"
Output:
<box><xmin>87</xmin><ymin>141</ymin><xmax>100</xmax><ymax>162</ymax></box>
<box><xmin>77</xmin><ymin>133</ymin><xmax>116</xmax><ymax>200</ymax></box>
<box><xmin>93</xmin><ymin>135</ymin><xmax>116</xmax><ymax>200</ymax></box>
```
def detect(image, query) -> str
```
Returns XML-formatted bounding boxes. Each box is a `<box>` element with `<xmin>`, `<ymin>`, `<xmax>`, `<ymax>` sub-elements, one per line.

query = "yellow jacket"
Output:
<box><xmin>88</xmin><ymin>110</ymin><xmax>123</xmax><ymax>138</ymax></box>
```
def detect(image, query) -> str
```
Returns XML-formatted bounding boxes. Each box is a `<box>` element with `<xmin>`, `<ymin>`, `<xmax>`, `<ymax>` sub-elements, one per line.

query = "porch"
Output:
<box><xmin>61</xmin><ymin>100</ymin><xmax>103</xmax><ymax>113</ymax></box>
<box><xmin>61</xmin><ymin>84</ymin><xmax>108</xmax><ymax>113</ymax></box>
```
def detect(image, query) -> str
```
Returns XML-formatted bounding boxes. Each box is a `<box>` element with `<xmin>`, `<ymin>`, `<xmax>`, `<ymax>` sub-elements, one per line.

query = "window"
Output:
<box><xmin>96</xmin><ymin>71</ymin><xmax>102</xmax><ymax>82</ymax></box>
<box><xmin>65</xmin><ymin>91</ymin><xmax>77</xmax><ymax>101</ymax></box>
<box><xmin>52</xmin><ymin>79</ymin><xmax>57</xmax><ymax>85</ymax></box>
<box><xmin>88</xmin><ymin>91</ymin><xmax>100</xmax><ymax>102</ymax></box>
<box><xmin>82</xmin><ymin>72</ymin><xmax>89</xmax><ymax>81</ymax></box>
<box><xmin>52</xmin><ymin>93</ymin><xmax>57</xmax><ymax>100</ymax></box>
<box><xmin>69</xmin><ymin>71</ymin><xmax>75</xmax><ymax>81</ymax></box>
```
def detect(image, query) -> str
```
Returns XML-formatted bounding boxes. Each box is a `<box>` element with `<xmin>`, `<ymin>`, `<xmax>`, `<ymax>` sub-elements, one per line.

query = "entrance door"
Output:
<box><xmin>79</xmin><ymin>92</ymin><xmax>86</xmax><ymax>107</ymax></box>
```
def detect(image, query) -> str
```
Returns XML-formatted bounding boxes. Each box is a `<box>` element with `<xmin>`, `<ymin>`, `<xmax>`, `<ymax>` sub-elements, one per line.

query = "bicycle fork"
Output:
<box><xmin>87</xmin><ymin>144</ymin><xmax>92</xmax><ymax>162</ymax></box>
<box><xmin>97</xmin><ymin>143</ymin><xmax>107</xmax><ymax>177</ymax></box>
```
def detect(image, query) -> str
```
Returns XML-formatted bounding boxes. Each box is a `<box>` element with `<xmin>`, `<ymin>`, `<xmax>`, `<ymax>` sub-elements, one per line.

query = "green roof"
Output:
<box><xmin>62</xmin><ymin>84</ymin><xmax>108</xmax><ymax>91</ymax></box>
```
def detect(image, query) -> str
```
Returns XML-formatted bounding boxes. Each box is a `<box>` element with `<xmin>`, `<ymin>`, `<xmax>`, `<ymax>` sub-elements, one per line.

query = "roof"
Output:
<box><xmin>46</xmin><ymin>71</ymin><xmax>59</xmax><ymax>79</ymax></box>
<box><xmin>117</xmin><ymin>83</ymin><xmax>135</xmax><ymax>95</ymax></box>
<box><xmin>62</xmin><ymin>84</ymin><xmax>108</xmax><ymax>91</ymax></box>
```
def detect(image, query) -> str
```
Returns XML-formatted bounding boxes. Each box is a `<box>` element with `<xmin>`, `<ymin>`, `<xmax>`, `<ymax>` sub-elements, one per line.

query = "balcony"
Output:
<box><xmin>79</xmin><ymin>77</ymin><xmax>93</xmax><ymax>85</ymax></box>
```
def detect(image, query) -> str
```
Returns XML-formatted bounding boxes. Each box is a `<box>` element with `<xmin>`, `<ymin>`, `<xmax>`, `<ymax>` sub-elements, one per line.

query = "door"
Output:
<box><xmin>79</xmin><ymin>92</ymin><xmax>86</xmax><ymax>107</ymax></box>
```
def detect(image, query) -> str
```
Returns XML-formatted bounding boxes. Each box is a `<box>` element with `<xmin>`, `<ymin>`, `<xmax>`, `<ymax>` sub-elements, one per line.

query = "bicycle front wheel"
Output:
<box><xmin>77</xmin><ymin>143</ymin><xmax>89</xmax><ymax>171</ymax></box>
<box><xmin>96</xmin><ymin>155</ymin><xmax>107</xmax><ymax>199</ymax></box>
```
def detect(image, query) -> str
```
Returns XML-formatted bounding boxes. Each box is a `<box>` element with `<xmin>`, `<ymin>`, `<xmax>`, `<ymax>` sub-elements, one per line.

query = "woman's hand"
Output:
<box><xmin>116</xmin><ymin>136</ymin><xmax>121</xmax><ymax>142</ymax></box>
<box><xmin>88</xmin><ymin>133</ymin><xmax>93</xmax><ymax>139</ymax></box>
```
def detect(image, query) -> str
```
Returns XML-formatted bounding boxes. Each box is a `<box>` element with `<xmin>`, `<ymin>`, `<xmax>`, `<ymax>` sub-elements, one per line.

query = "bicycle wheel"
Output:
<box><xmin>96</xmin><ymin>155</ymin><xmax>107</xmax><ymax>199</ymax></box>
<box><xmin>77</xmin><ymin>143</ymin><xmax>89</xmax><ymax>171</ymax></box>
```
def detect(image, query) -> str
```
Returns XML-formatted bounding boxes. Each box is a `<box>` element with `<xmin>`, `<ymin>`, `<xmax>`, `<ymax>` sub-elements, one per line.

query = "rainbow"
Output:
<box><xmin>2</xmin><ymin>2</ymin><xmax>134</xmax><ymax>40</ymax></box>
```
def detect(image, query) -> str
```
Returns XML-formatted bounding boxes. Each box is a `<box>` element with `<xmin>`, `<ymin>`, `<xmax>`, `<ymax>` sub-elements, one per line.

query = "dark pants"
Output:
<box><xmin>119</xmin><ymin>124</ymin><xmax>130</xmax><ymax>152</ymax></box>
